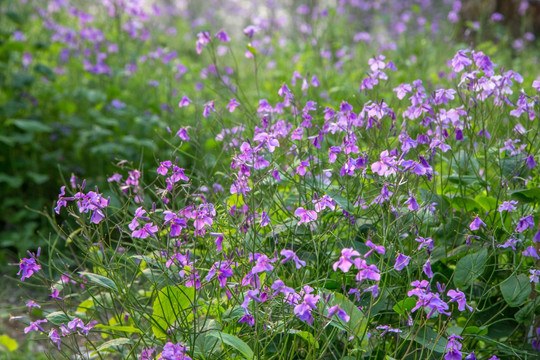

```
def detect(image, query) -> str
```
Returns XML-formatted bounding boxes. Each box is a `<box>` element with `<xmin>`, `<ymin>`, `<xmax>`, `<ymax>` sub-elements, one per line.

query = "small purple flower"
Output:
<box><xmin>215</xmin><ymin>30</ymin><xmax>230</xmax><ymax>43</ymax></box>
<box><xmin>26</xmin><ymin>300</ymin><xmax>41</xmax><ymax>310</ymax></box>
<box><xmin>203</xmin><ymin>101</ymin><xmax>215</xmax><ymax>118</ymax></box>
<box><xmin>447</xmin><ymin>288</ymin><xmax>473</xmax><ymax>312</ymax></box>
<box><xmin>423</xmin><ymin>260</ymin><xmax>434</xmax><ymax>278</ymax></box>
<box><xmin>522</xmin><ymin>246</ymin><xmax>540</xmax><ymax>259</ymax></box>
<box><xmin>515</xmin><ymin>215</ymin><xmax>534</xmax><ymax>233</ymax></box>
<box><xmin>111</xmin><ymin>99</ymin><xmax>126</xmax><ymax>109</ymax></box>
<box><xmin>18</xmin><ymin>248</ymin><xmax>41</xmax><ymax>281</ymax></box>
<box><xmin>243</xmin><ymin>25</ymin><xmax>259</xmax><ymax>38</ymax></box>
<box><xmin>132</xmin><ymin>222</ymin><xmax>159</xmax><ymax>239</ymax></box>
<box><xmin>226</xmin><ymin>98</ymin><xmax>240</xmax><ymax>112</ymax></box>
<box><xmin>50</xmin><ymin>288</ymin><xmax>62</xmax><ymax>300</ymax></box>
<box><xmin>295</xmin><ymin>207</ymin><xmax>317</xmax><ymax>225</ymax></box>
<box><xmin>376</xmin><ymin>325</ymin><xmax>402</xmax><ymax>336</ymax></box>
<box><xmin>327</xmin><ymin>305</ymin><xmax>350</xmax><ymax>322</ymax></box>
<box><xmin>333</xmin><ymin>248</ymin><xmax>360</xmax><ymax>273</ymax></box>
<box><xmin>178</xmin><ymin>95</ymin><xmax>192</xmax><ymax>108</ymax></box>
<box><xmin>498</xmin><ymin>200</ymin><xmax>518</xmax><ymax>213</ymax></box>
<box><xmin>469</xmin><ymin>216</ymin><xmax>486</xmax><ymax>231</ymax></box>
<box><xmin>445</xmin><ymin>334</ymin><xmax>463</xmax><ymax>360</ymax></box>
<box><xmin>280</xmin><ymin>249</ymin><xmax>306</xmax><ymax>269</ymax></box>
<box><xmin>160</xmin><ymin>342</ymin><xmax>191</xmax><ymax>360</ymax></box>
<box><xmin>394</xmin><ymin>253</ymin><xmax>411</xmax><ymax>271</ymax></box>
<box><xmin>24</xmin><ymin>319</ymin><xmax>47</xmax><ymax>333</ymax></box>
<box><xmin>49</xmin><ymin>329</ymin><xmax>61</xmax><ymax>350</ymax></box>
<box><xmin>176</xmin><ymin>128</ymin><xmax>190</xmax><ymax>141</ymax></box>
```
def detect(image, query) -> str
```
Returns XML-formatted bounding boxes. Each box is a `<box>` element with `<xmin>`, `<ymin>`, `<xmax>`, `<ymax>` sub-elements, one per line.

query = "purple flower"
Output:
<box><xmin>50</xmin><ymin>288</ymin><xmax>62</xmax><ymax>300</ymax></box>
<box><xmin>160</xmin><ymin>342</ymin><xmax>191</xmax><ymax>360</ymax></box>
<box><xmin>215</xmin><ymin>30</ymin><xmax>230</xmax><ymax>43</ymax></box>
<box><xmin>203</xmin><ymin>101</ymin><xmax>215</xmax><ymax>118</ymax></box>
<box><xmin>251</xmin><ymin>254</ymin><xmax>276</xmax><ymax>273</ymax></box>
<box><xmin>498</xmin><ymin>200</ymin><xmax>518</xmax><ymax>213</ymax></box>
<box><xmin>205</xmin><ymin>261</ymin><xmax>234</xmax><ymax>288</ymax></box>
<box><xmin>526</xmin><ymin>155</ymin><xmax>536</xmax><ymax>169</ymax></box>
<box><xmin>394</xmin><ymin>253</ymin><xmax>411</xmax><ymax>271</ymax></box>
<box><xmin>226</xmin><ymin>98</ymin><xmax>240</xmax><ymax>112</ymax></box>
<box><xmin>451</xmin><ymin>49</ymin><xmax>472</xmax><ymax>73</ymax></box>
<box><xmin>132</xmin><ymin>222</ymin><xmax>159</xmax><ymax>239</ymax></box>
<box><xmin>111</xmin><ymin>99</ymin><xmax>126</xmax><ymax>109</ymax></box>
<box><xmin>280</xmin><ymin>249</ymin><xmax>306</xmax><ymax>269</ymax></box>
<box><xmin>376</xmin><ymin>325</ymin><xmax>402</xmax><ymax>336</ymax></box>
<box><xmin>469</xmin><ymin>217</ymin><xmax>486</xmax><ymax>231</ymax></box>
<box><xmin>515</xmin><ymin>215</ymin><xmax>534</xmax><ymax>233</ymax></box>
<box><xmin>445</xmin><ymin>334</ymin><xmax>463</xmax><ymax>360</ymax></box>
<box><xmin>49</xmin><ymin>329</ymin><xmax>61</xmax><ymax>350</ymax></box>
<box><xmin>24</xmin><ymin>319</ymin><xmax>47</xmax><ymax>333</ymax></box>
<box><xmin>415</xmin><ymin>237</ymin><xmax>434</xmax><ymax>251</ymax></box>
<box><xmin>423</xmin><ymin>260</ymin><xmax>434</xmax><ymax>278</ymax></box>
<box><xmin>172</xmin><ymin>128</ymin><xmax>189</xmax><ymax>142</ymax></box>
<box><xmin>195</xmin><ymin>31</ymin><xmax>211</xmax><ymax>54</ymax></box>
<box><xmin>243</xmin><ymin>25</ymin><xmax>259</xmax><ymax>38</ymax></box>
<box><xmin>522</xmin><ymin>246</ymin><xmax>540</xmax><ymax>259</ymax></box>
<box><xmin>333</xmin><ymin>248</ymin><xmax>360</xmax><ymax>273</ymax></box>
<box><xmin>312</xmin><ymin>195</ymin><xmax>336</xmax><ymax>212</ymax></box>
<box><xmin>26</xmin><ymin>300</ymin><xmax>41</xmax><ymax>310</ymax></box>
<box><xmin>178</xmin><ymin>95</ymin><xmax>192</xmax><ymax>108</ymax></box>
<box><xmin>295</xmin><ymin>207</ymin><xmax>317</xmax><ymax>225</ymax></box>
<box><xmin>294</xmin><ymin>293</ymin><xmax>320</xmax><ymax>324</ymax></box>
<box><xmin>327</xmin><ymin>305</ymin><xmax>350</xmax><ymax>322</ymax></box>
<box><xmin>447</xmin><ymin>288</ymin><xmax>473</xmax><ymax>312</ymax></box>
<box><xmin>18</xmin><ymin>255</ymin><xmax>41</xmax><ymax>282</ymax></box>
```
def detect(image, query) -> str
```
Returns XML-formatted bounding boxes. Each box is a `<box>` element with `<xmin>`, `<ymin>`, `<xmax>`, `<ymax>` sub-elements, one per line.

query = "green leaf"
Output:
<box><xmin>151</xmin><ymin>286</ymin><xmax>195</xmax><ymax>339</ymax></box>
<box><xmin>500</xmin><ymin>274</ymin><xmax>531</xmax><ymax>307</ymax></box>
<box><xmin>514</xmin><ymin>302</ymin><xmax>535</xmax><ymax>325</ymax></box>
<box><xmin>246</xmin><ymin>44</ymin><xmax>258</xmax><ymax>56</ymax></box>
<box><xmin>80</xmin><ymin>272</ymin><xmax>118</xmax><ymax>292</ymax></box>
<box><xmin>46</xmin><ymin>311</ymin><xmax>73</xmax><ymax>325</ymax></box>
<box><xmin>510</xmin><ymin>188</ymin><xmax>540</xmax><ymax>204</ymax></box>
<box><xmin>463</xmin><ymin>326</ymin><xmax>488</xmax><ymax>336</ymax></box>
<box><xmin>0</xmin><ymin>334</ymin><xmax>18</xmax><ymax>352</ymax></box>
<box><xmin>95</xmin><ymin>325</ymin><xmax>143</xmax><ymax>334</ymax></box>
<box><xmin>208</xmin><ymin>331</ymin><xmax>255</xmax><ymax>359</ymax></box>
<box><xmin>453</xmin><ymin>248</ymin><xmax>488</xmax><ymax>288</ymax></box>
<box><xmin>400</xmin><ymin>326</ymin><xmax>447</xmax><ymax>353</ymax></box>
<box><xmin>10</xmin><ymin>119</ymin><xmax>51</xmax><ymax>133</ymax></box>
<box><xmin>328</xmin><ymin>292</ymin><xmax>368</xmax><ymax>346</ymax></box>
<box><xmin>288</xmin><ymin>330</ymin><xmax>319</xmax><ymax>349</ymax></box>
<box><xmin>94</xmin><ymin>338</ymin><xmax>131</xmax><ymax>352</ymax></box>
<box><xmin>393</xmin><ymin>297</ymin><xmax>417</xmax><ymax>316</ymax></box>
<box><xmin>474</xmin><ymin>195</ymin><xmax>497</xmax><ymax>211</ymax></box>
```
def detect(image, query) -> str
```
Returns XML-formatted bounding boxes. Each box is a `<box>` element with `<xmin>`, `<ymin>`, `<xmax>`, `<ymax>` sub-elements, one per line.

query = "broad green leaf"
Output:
<box><xmin>453</xmin><ymin>248</ymin><xmax>488</xmax><ymax>288</ymax></box>
<box><xmin>10</xmin><ymin>119</ymin><xmax>51</xmax><ymax>133</ymax></box>
<box><xmin>80</xmin><ymin>272</ymin><xmax>118</xmax><ymax>292</ymax></box>
<box><xmin>514</xmin><ymin>302</ymin><xmax>534</xmax><ymax>325</ymax></box>
<box><xmin>328</xmin><ymin>292</ymin><xmax>368</xmax><ymax>346</ymax></box>
<box><xmin>474</xmin><ymin>195</ymin><xmax>497</xmax><ymax>211</ymax></box>
<box><xmin>94</xmin><ymin>338</ymin><xmax>131</xmax><ymax>352</ymax></box>
<box><xmin>510</xmin><ymin>188</ymin><xmax>540</xmax><ymax>204</ymax></box>
<box><xmin>393</xmin><ymin>297</ymin><xmax>416</xmax><ymax>316</ymax></box>
<box><xmin>400</xmin><ymin>326</ymin><xmax>447</xmax><ymax>353</ymax></box>
<box><xmin>463</xmin><ymin>326</ymin><xmax>488</xmax><ymax>336</ymax></box>
<box><xmin>46</xmin><ymin>311</ymin><xmax>72</xmax><ymax>325</ymax></box>
<box><xmin>0</xmin><ymin>334</ymin><xmax>18</xmax><ymax>352</ymax></box>
<box><xmin>152</xmin><ymin>286</ymin><xmax>195</xmax><ymax>339</ymax></box>
<box><xmin>500</xmin><ymin>274</ymin><xmax>531</xmax><ymax>307</ymax></box>
<box><xmin>208</xmin><ymin>331</ymin><xmax>255</xmax><ymax>359</ymax></box>
<box><xmin>76</xmin><ymin>299</ymin><xmax>94</xmax><ymax>313</ymax></box>
<box><xmin>246</xmin><ymin>44</ymin><xmax>258</xmax><ymax>56</ymax></box>
<box><xmin>288</xmin><ymin>329</ymin><xmax>319</xmax><ymax>349</ymax></box>
<box><xmin>95</xmin><ymin>325</ymin><xmax>143</xmax><ymax>334</ymax></box>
